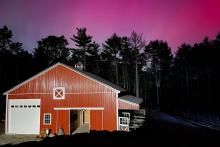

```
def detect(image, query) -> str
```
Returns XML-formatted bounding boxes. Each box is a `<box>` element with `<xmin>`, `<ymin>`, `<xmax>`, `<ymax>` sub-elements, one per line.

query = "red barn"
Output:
<box><xmin>3</xmin><ymin>63</ymin><xmax>142</xmax><ymax>135</ymax></box>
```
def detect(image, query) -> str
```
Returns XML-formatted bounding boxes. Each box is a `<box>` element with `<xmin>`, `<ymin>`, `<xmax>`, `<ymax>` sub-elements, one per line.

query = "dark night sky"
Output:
<box><xmin>1</xmin><ymin>0</ymin><xmax>220</xmax><ymax>53</ymax></box>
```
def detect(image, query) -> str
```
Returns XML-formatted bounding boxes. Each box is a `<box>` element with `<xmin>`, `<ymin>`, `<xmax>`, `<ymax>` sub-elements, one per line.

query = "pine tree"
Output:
<box><xmin>71</xmin><ymin>28</ymin><xmax>92</xmax><ymax>70</ymax></box>
<box><xmin>102</xmin><ymin>33</ymin><xmax>122</xmax><ymax>84</ymax></box>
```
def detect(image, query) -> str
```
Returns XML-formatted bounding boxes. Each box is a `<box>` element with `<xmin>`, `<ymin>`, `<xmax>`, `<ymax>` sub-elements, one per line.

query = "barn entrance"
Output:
<box><xmin>70</xmin><ymin>110</ymin><xmax>90</xmax><ymax>134</ymax></box>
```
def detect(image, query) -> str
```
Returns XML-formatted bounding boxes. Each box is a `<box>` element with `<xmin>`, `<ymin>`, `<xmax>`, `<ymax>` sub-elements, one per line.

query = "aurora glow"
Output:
<box><xmin>1</xmin><ymin>0</ymin><xmax>220</xmax><ymax>52</ymax></box>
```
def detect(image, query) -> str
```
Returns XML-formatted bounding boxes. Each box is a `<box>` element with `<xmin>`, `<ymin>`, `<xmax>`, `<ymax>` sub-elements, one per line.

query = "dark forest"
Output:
<box><xmin>1</xmin><ymin>25</ymin><xmax>220</xmax><ymax>123</ymax></box>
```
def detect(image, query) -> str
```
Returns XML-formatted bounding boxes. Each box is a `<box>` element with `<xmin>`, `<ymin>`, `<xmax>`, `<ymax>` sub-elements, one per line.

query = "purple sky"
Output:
<box><xmin>1</xmin><ymin>0</ymin><xmax>220</xmax><ymax>53</ymax></box>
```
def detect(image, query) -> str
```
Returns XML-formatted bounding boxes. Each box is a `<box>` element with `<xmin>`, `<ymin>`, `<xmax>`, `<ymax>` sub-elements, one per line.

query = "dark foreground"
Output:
<box><xmin>2</xmin><ymin>112</ymin><xmax>220</xmax><ymax>147</ymax></box>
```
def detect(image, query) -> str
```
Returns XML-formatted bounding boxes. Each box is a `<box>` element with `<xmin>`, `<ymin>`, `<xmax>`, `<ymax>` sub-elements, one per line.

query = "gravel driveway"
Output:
<box><xmin>0</xmin><ymin>135</ymin><xmax>41</xmax><ymax>146</ymax></box>
<box><xmin>0</xmin><ymin>121</ymin><xmax>42</xmax><ymax>146</ymax></box>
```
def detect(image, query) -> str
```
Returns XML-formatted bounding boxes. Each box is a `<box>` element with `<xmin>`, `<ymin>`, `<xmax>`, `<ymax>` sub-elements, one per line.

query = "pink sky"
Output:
<box><xmin>1</xmin><ymin>0</ymin><xmax>220</xmax><ymax>53</ymax></box>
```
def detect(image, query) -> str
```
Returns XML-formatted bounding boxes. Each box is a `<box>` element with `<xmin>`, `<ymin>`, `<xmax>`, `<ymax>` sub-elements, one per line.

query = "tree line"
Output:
<box><xmin>1</xmin><ymin>25</ymin><xmax>220</xmax><ymax>118</ymax></box>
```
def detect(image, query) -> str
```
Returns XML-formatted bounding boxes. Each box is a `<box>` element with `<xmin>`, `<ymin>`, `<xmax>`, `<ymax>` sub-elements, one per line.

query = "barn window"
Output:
<box><xmin>44</xmin><ymin>113</ymin><xmax>51</xmax><ymax>125</ymax></box>
<box><xmin>119</xmin><ymin>117</ymin><xmax>129</xmax><ymax>125</ymax></box>
<box><xmin>53</xmin><ymin>87</ymin><xmax>65</xmax><ymax>99</ymax></box>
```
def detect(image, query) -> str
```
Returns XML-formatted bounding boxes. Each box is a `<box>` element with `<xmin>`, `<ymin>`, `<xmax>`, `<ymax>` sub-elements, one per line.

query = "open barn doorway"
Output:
<box><xmin>70</xmin><ymin>110</ymin><xmax>90</xmax><ymax>134</ymax></box>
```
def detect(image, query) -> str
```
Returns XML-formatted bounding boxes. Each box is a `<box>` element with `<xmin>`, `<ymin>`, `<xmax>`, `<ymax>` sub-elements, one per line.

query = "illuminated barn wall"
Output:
<box><xmin>7</xmin><ymin>64</ymin><xmax>118</xmax><ymax>134</ymax></box>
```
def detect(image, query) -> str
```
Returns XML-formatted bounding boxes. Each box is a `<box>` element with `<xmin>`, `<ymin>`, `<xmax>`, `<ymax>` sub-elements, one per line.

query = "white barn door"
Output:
<box><xmin>8</xmin><ymin>99</ymin><xmax>40</xmax><ymax>134</ymax></box>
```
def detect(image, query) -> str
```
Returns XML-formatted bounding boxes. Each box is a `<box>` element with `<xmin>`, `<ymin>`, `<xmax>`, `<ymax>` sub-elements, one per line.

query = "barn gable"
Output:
<box><xmin>4</xmin><ymin>62</ymin><xmax>125</xmax><ymax>95</ymax></box>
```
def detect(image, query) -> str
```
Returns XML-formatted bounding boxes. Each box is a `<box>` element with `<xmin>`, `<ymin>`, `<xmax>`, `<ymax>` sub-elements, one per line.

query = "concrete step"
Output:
<box><xmin>72</xmin><ymin>123</ymin><xmax>90</xmax><ymax>135</ymax></box>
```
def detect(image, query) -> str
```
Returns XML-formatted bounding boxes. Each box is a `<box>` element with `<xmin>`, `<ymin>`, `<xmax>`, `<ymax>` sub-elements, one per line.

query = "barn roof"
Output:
<box><xmin>3</xmin><ymin>62</ymin><xmax>125</xmax><ymax>95</ymax></box>
<box><xmin>75</xmin><ymin>69</ymin><xmax>125</xmax><ymax>92</ymax></box>
<box><xmin>118</xmin><ymin>95</ymin><xmax>143</xmax><ymax>104</ymax></box>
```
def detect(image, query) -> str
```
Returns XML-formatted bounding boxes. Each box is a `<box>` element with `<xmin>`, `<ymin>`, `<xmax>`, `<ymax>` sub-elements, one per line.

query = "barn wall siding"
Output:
<box><xmin>10</xmin><ymin>65</ymin><xmax>115</xmax><ymax>94</ymax></box>
<box><xmin>55</xmin><ymin>110</ymin><xmax>69</xmax><ymax>134</ymax></box>
<box><xmin>118</xmin><ymin>100</ymin><xmax>139</xmax><ymax>110</ymax></box>
<box><xmin>90</xmin><ymin>110</ymin><xmax>103</xmax><ymax>131</ymax></box>
<box><xmin>7</xmin><ymin>65</ymin><xmax>117</xmax><ymax>134</ymax></box>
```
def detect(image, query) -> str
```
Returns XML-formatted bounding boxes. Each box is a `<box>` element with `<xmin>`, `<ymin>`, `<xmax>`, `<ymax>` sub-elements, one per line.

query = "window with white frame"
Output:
<box><xmin>119</xmin><ymin>117</ymin><xmax>130</xmax><ymax>131</ymax></box>
<box><xmin>53</xmin><ymin>87</ymin><xmax>65</xmax><ymax>99</ymax></box>
<box><xmin>44</xmin><ymin>113</ymin><xmax>51</xmax><ymax>125</ymax></box>
<box><xmin>119</xmin><ymin>117</ymin><xmax>129</xmax><ymax>126</ymax></box>
<box><xmin>122</xmin><ymin>112</ymin><xmax>130</xmax><ymax>120</ymax></box>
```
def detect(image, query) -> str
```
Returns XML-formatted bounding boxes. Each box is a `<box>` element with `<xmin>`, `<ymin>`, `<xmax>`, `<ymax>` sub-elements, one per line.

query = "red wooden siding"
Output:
<box><xmin>90</xmin><ymin>110</ymin><xmax>103</xmax><ymax>130</ymax></box>
<box><xmin>53</xmin><ymin>110</ymin><xmax>69</xmax><ymax>134</ymax></box>
<box><xmin>118</xmin><ymin>99</ymin><xmax>139</xmax><ymax>110</ymax></box>
<box><xmin>9</xmin><ymin>65</ymin><xmax>114</xmax><ymax>94</ymax></box>
<box><xmin>7</xmin><ymin>64</ymin><xmax>117</xmax><ymax>134</ymax></box>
